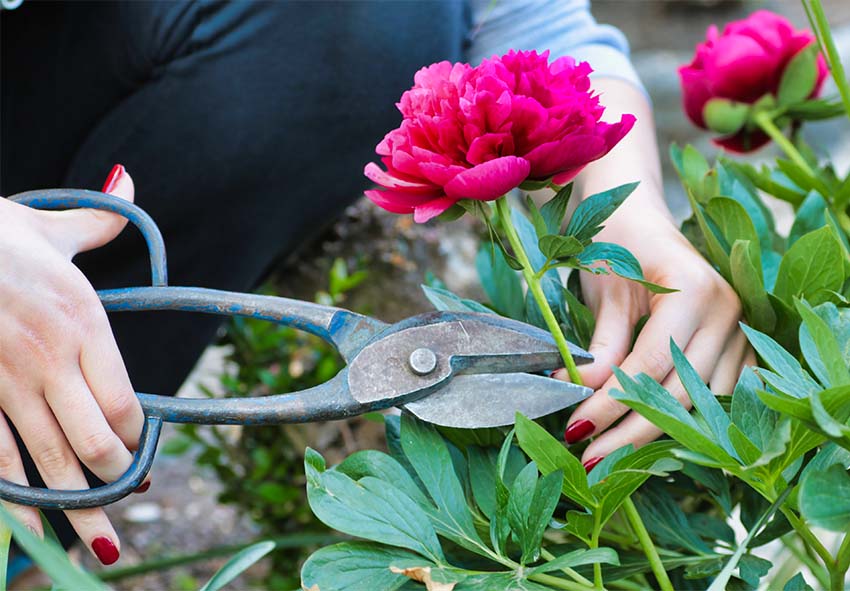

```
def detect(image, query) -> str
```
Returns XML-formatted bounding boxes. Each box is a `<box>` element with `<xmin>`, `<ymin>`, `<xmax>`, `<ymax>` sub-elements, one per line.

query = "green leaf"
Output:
<box><xmin>706</xmin><ymin>197</ymin><xmax>760</xmax><ymax>255</ymax></box>
<box><xmin>467</xmin><ymin>446</ymin><xmax>498</xmax><ymax>518</ymax></box>
<box><xmin>301</xmin><ymin>542</ymin><xmax>436</xmax><ymax>591</ymax></box>
<box><xmin>526</xmin><ymin>195</ymin><xmax>548</xmax><ymax>239</ymax></box>
<box><xmin>740</xmin><ymin>324</ymin><xmax>821</xmax><ymax>398</ymax></box>
<box><xmin>671</xmin><ymin>340</ymin><xmax>737</xmax><ymax>459</ymax></box>
<box><xmin>610</xmin><ymin>369</ymin><xmax>737</xmax><ymax>467</ymax></box>
<box><xmin>538</xmin><ymin>235</ymin><xmax>585</xmax><ymax>260</ymax></box>
<box><xmin>634</xmin><ymin>486</ymin><xmax>712</xmax><ymax>554</ymax></box>
<box><xmin>399</xmin><ymin>414</ymin><xmax>486</xmax><ymax>552</ymax></box>
<box><xmin>737</xmin><ymin>554</ymin><xmax>772</xmax><ymax>588</ymax></box>
<box><xmin>703</xmin><ymin>98</ymin><xmax>750</xmax><ymax>135</ymax></box>
<box><xmin>730</xmin><ymin>240</ymin><xmax>776</xmax><ymax>333</ymax></box>
<box><xmin>777</xmin><ymin>44</ymin><xmax>819</xmax><ymax>106</ymax></box>
<box><xmin>788</xmin><ymin>191</ymin><xmax>828</xmax><ymax>247</ymax></box>
<box><xmin>305</xmin><ymin>448</ymin><xmax>445</xmax><ymax>562</ymax></box>
<box><xmin>0</xmin><ymin>504</ymin><xmax>107</xmax><ymax>591</ymax></box>
<box><xmin>523</xmin><ymin>470</ymin><xmax>563</xmax><ymax>564</ymax></box>
<box><xmin>514</xmin><ymin>414</ymin><xmax>594</xmax><ymax>507</ymax></box>
<box><xmin>591</xmin><ymin>441</ymin><xmax>681</xmax><ymax>524</ymax></box>
<box><xmin>799</xmin><ymin>463</ymin><xmax>850</xmax><ymax>531</ymax></box>
<box><xmin>540</xmin><ymin>184</ymin><xmax>573</xmax><ymax>234</ymax></box>
<box><xmin>421</xmin><ymin>285</ymin><xmax>494</xmax><ymax>315</ymax></box>
<box><xmin>783</xmin><ymin>572</ymin><xmax>814</xmax><ymax>591</ymax></box>
<box><xmin>774</xmin><ymin>227</ymin><xmax>844</xmax><ymax>306</ymax></box>
<box><xmin>476</xmin><ymin>243</ymin><xmax>524</xmax><ymax>320</ymax></box>
<box><xmin>671</xmin><ymin>144</ymin><xmax>713</xmax><ymax>202</ymax></box>
<box><xmin>200</xmin><ymin>541</ymin><xmax>275</xmax><ymax>591</ymax></box>
<box><xmin>563</xmin><ymin>287</ymin><xmax>595</xmax><ymax>350</ymax></box>
<box><xmin>731</xmin><ymin>367</ymin><xmax>778</xmax><ymax>451</ymax></box>
<box><xmin>337</xmin><ymin>450</ymin><xmax>429</xmax><ymax>507</ymax></box>
<box><xmin>565</xmin><ymin>182</ymin><xmax>639</xmax><ymax>242</ymax></box>
<box><xmin>526</xmin><ymin>547</ymin><xmax>620</xmax><ymax>575</ymax></box>
<box><xmin>687</xmin><ymin>194</ymin><xmax>732</xmax><ymax>280</ymax></box>
<box><xmin>577</xmin><ymin>242</ymin><xmax>675</xmax><ymax>293</ymax></box>
<box><xmin>797</xmin><ymin>299</ymin><xmax>850</xmax><ymax>387</ymax></box>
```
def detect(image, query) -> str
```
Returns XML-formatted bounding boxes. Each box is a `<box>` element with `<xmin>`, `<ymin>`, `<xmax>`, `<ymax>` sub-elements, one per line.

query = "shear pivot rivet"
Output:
<box><xmin>409</xmin><ymin>348</ymin><xmax>438</xmax><ymax>376</ymax></box>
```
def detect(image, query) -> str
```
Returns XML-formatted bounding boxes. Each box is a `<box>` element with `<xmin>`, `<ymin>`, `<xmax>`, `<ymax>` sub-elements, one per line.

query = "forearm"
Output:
<box><xmin>574</xmin><ymin>78</ymin><xmax>672</xmax><ymax>224</ymax></box>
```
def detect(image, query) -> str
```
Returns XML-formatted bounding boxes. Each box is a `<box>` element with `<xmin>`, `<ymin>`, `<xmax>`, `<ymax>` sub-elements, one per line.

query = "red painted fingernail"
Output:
<box><xmin>92</xmin><ymin>536</ymin><xmax>119</xmax><ymax>565</ymax></box>
<box><xmin>583</xmin><ymin>456</ymin><xmax>603</xmax><ymax>472</ymax></box>
<box><xmin>101</xmin><ymin>164</ymin><xmax>124</xmax><ymax>193</ymax></box>
<box><xmin>564</xmin><ymin>419</ymin><xmax>595</xmax><ymax>444</ymax></box>
<box><xmin>134</xmin><ymin>481</ymin><xmax>151</xmax><ymax>494</ymax></box>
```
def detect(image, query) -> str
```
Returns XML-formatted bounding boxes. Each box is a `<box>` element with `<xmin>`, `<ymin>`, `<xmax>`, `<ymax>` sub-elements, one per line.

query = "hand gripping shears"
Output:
<box><xmin>5</xmin><ymin>189</ymin><xmax>593</xmax><ymax>510</ymax></box>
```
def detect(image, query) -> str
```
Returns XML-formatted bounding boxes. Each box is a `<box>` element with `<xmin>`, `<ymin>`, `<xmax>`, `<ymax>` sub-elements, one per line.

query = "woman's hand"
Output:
<box><xmin>552</xmin><ymin>77</ymin><xmax>753</xmax><ymax>469</ymax></box>
<box><xmin>555</xmin><ymin>199</ymin><xmax>754</xmax><ymax>468</ymax></box>
<box><xmin>0</xmin><ymin>165</ymin><xmax>147</xmax><ymax>565</ymax></box>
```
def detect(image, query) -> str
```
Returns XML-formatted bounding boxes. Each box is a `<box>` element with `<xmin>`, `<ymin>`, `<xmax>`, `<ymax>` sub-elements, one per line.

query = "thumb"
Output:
<box><xmin>42</xmin><ymin>164</ymin><xmax>135</xmax><ymax>257</ymax></box>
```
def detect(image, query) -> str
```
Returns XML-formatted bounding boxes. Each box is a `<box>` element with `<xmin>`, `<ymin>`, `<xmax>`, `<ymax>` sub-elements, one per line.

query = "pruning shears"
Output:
<box><xmin>5</xmin><ymin>189</ymin><xmax>593</xmax><ymax>510</ymax></box>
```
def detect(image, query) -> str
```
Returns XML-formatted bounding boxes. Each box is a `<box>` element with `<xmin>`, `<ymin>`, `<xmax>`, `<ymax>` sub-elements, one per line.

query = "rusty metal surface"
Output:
<box><xmin>5</xmin><ymin>189</ymin><xmax>592</xmax><ymax>510</ymax></box>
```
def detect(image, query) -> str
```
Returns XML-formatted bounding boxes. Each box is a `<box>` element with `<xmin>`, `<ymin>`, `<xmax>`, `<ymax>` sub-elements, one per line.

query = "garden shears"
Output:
<box><xmin>5</xmin><ymin>189</ymin><xmax>593</xmax><ymax>510</ymax></box>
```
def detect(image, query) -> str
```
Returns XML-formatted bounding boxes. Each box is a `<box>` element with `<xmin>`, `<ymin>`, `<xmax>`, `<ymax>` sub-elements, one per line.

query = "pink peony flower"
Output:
<box><xmin>365</xmin><ymin>50</ymin><xmax>636</xmax><ymax>223</ymax></box>
<box><xmin>679</xmin><ymin>10</ymin><xmax>828</xmax><ymax>152</ymax></box>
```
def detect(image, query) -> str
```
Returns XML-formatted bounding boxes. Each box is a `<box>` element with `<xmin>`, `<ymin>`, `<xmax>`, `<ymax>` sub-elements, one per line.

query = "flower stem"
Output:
<box><xmin>753</xmin><ymin>111</ymin><xmax>817</xmax><ymax>178</ymax></box>
<box><xmin>831</xmin><ymin>533</ymin><xmax>850</xmax><ymax>591</ymax></box>
<box><xmin>541</xmin><ymin>548</ymin><xmax>595</xmax><ymax>587</ymax></box>
<box><xmin>622</xmin><ymin>498</ymin><xmax>674</xmax><ymax>591</ymax></box>
<box><xmin>495</xmin><ymin>197</ymin><xmax>584</xmax><ymax>386</ymax></box>
<box><xmin>804</xmin><ymin>0</ymin><xmax>850</xmax><ymax>122</ymax></box>
<box><xmin>780</xmin><ymin>506</ymin><xmax>835</xmax><ymax>571</ymax></box>
<box><xmin>528</xmin><ymin>572</ymin><xmax>596</xmax><ymax>591</ymax></box>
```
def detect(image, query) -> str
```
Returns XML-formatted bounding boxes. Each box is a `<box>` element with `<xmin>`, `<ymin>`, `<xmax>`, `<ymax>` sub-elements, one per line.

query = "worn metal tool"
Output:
<box><xmin>5</xmin><ymin>189</ymin><xmax>593</xmax><ymax>510</ymax></box>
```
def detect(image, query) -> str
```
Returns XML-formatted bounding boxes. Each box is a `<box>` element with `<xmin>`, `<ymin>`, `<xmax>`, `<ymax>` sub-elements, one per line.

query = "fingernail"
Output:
<box><xmin>564</xmin><ymin>419</ymin><xmax>595</xmax><ymax>444</ymax></box>
<box><xmin>550</xmin><ymin>369</ymin><xmax>565</xmax><ymax>379</ymax></box>
<box><xmin>583</xmin><ymin>456</ymin><xmax>603</xmax><ymax>473</ymax></box>
<box><xmin>101</xmin><ymin>164</ymin><xmax>124</xmax><ymax>193</ymax></box>
<box><xmin>134</xmin><ymin>481</ymin><xmax>151</xmax><ymax>494</ymax></box>
<box><xmin>92</xmin><ymin>536</ymin><xmax>119</xmax><ymax>565</ymax></box>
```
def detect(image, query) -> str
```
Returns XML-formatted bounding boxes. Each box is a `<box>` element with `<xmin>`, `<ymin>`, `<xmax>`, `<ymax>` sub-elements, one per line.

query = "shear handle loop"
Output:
<box><xmin>0</xmin><ymin>416</ymin><xmax>163</xmax><ymax>510</ymax></box>
<box><xmin>9</xmin><ymin>189</ymin><xmax>168</xmax><ymax>287</ymax></box>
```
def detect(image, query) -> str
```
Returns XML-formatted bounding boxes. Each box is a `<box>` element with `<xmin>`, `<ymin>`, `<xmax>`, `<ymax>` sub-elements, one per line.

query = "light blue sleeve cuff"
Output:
<box><xmin>465</xmin><ymin>0</ymin><xmax>648</xmax><ymax>99</ymax></box>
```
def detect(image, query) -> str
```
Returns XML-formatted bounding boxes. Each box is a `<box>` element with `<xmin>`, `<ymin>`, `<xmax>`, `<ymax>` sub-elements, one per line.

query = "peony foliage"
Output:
<box><xmin>303</xmin><ymin>2</ymin><xmax>850</xmax><ymax>590</ymax></box>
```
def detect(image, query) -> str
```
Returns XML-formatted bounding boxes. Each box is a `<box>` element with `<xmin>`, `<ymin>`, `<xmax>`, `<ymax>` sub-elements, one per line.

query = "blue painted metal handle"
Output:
<box><xmin>0</xmin><ymin>189</ymin><xmax>388</xmax><ymax>509</ymax></box>
<box><xmin>10</xmin><ymin>189</ymin><xmax>169</xmax><ymax>286</ymax></box>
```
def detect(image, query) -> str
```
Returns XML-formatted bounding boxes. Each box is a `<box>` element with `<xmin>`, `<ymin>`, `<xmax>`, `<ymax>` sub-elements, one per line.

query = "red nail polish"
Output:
<box><xmin>92</xmin><ymin>536</ymin><xmax>119</xmax><ymax>565</ymax></box>
<box><xmin>583</xmin><ymin>456</ymin><xmax>603</xmax><ymax>473</ymax></box>
<box><xmin>101</xmin><ymin>164</ymin><xmax>124</xmax><ymax>193</ymax></box>
<box><xmin>564</xmin><ymin>419</ymin><xmax>595</xmax><ymax>444</ymax></box>
<box><xmin>134</xmin><ymin>481</ymin><xmax>151</xmax><ymax>494</ymax></box>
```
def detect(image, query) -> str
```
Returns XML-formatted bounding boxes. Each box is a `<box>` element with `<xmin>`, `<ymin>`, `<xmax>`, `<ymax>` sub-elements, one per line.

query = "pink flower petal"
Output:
<box><xmin>364</xmin><ymin>162</ymin><xmax>435</xmax><ymax>193</ymax></box>
<box><xmin>414</xmin><ymin>196</ymin><xmax>458</xmax><ymax>223</ymax></box>
<box><xmin>443</xmin><ymin>156</ymin><xmax>531</xmax><ymax>201</ymax></box>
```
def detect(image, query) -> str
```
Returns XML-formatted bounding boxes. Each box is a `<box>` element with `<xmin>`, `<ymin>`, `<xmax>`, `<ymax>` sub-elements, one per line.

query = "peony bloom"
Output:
<box><xmin>365</xmin><ymin>50</ymin><xmax>636</xmax><ymax>223</ymax></box>
<box><xmin>679</xmin><ymin>10</ymin><xmax>828</xmax><ymax>152</ymax></box>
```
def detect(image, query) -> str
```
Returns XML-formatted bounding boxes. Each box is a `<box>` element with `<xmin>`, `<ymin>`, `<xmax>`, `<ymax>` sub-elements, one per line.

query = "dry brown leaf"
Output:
<box><xmin>390</xmin><ymin>565</ymin><xmax>456</xmax><ymax>591</ymax></box>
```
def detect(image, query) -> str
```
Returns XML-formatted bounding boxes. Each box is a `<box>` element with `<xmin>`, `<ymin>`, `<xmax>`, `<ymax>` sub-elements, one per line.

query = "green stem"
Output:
<box><xmin>753</xmin><ymin>111</ymin><xmax>818</xmax><ymax>179</ymax></box>
<box><xmin>495</xmin><ymin>197</ymin><xmax>584</xmax><ymax>385</ymax></box>
<box><xmin>831</xmin><ymin>532</ymin><xmax>850</xmax><ymax>591</ymax></box>
<box><xmin>589</xmin><ymin>513</ymin><xmax>604</xmax><ymax>590</ymax></box>
<box><xmin>622</xmin><ymin>498</ymin><xmax>674</xmax><ymax>591</ymax></box>
<box><xmin>782</xmin><ymin>536</ymin><xmax>831</xmax><ymax>590</ymax></box>
<box><xmin>805</xmin><ymin>0</ymin><xmax>850</xmax><ymax>122</ymax></box>
<box><xmin>781</xmin><ymin>506</ymin><xmax>835</xmax><ymax>570</ymax></box>
<box><xmin>528</xmin><ymin>572</ymin><xmax>596</xmax><ymax>591</ymax></box>
<box><xmin>541</xmin><ymin>548</ymin><xmax>595</xmax><ymax>587</ymax></box>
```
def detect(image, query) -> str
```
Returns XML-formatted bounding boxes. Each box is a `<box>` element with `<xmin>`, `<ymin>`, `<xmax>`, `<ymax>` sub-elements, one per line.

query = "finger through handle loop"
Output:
<box><xmin>0</xmin><ymin>416</ymin><xmax>163</xmax><ymax>510</ymax></box>
<box><xmin>9</xmin><ymin>189</ymin><xmax>169</xmax><ymax>287</ymax></box>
